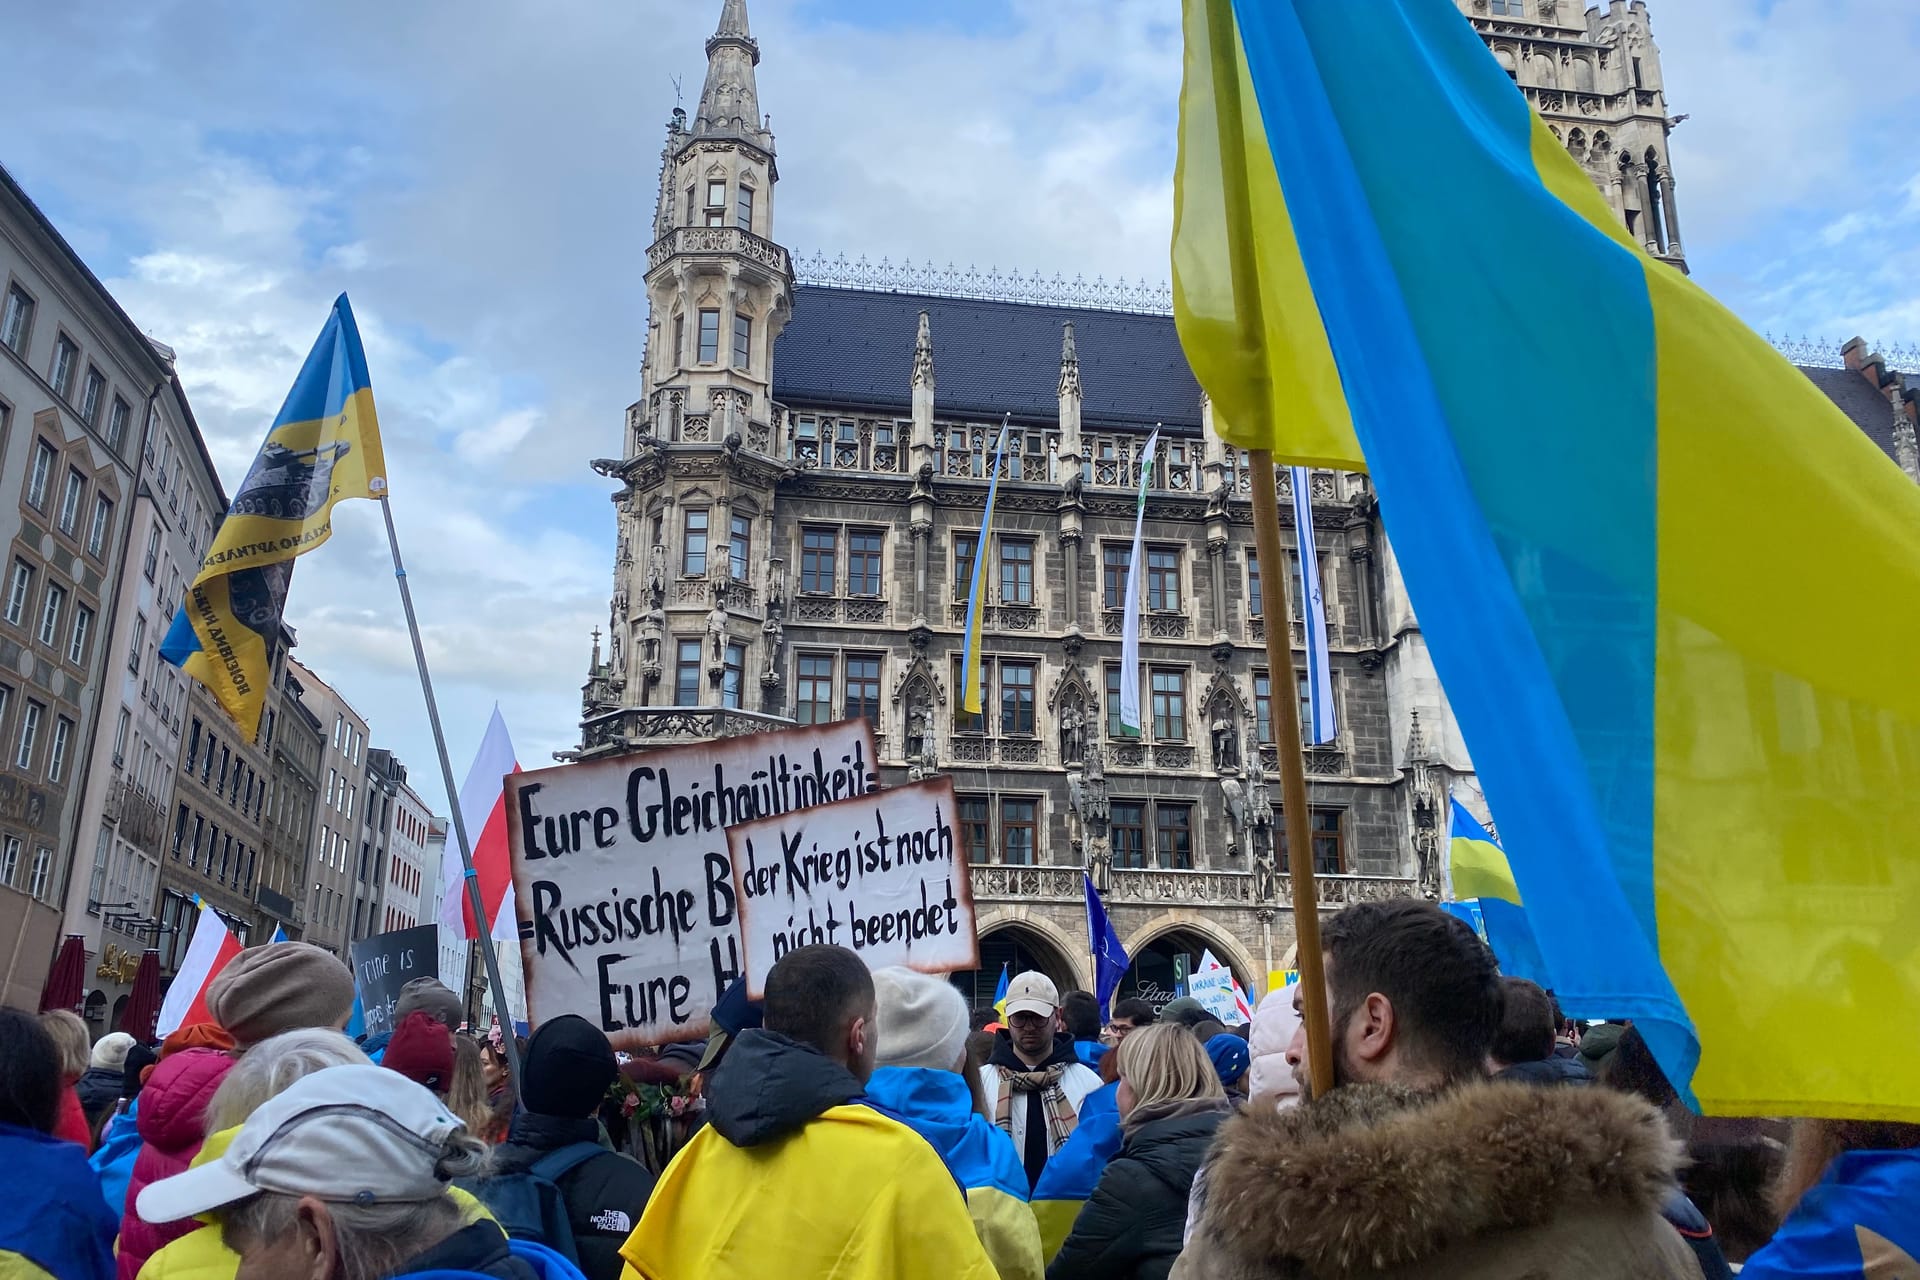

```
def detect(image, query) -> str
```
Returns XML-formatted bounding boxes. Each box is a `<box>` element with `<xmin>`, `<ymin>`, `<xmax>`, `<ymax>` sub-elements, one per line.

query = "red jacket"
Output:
<box><xmin>117</xmin><ymin>1047</ymin><xmax>232</xmax><ymax>1280</ymax></box>
<box><xmin>53</xmin><ymin>1082</ymin><xmax>91</xmax><ymax>1150</ymax></box>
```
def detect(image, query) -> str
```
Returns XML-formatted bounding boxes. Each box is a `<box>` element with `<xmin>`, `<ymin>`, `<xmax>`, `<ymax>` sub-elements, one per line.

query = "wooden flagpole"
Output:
<box><xmin>379</xmin><ymin>496</ymin><xmax>525</xmax><ymax>1096</ymax></box>
<box><xmin>1249</xmin><ymin>457</ymin><xmax>1335</xmax><ymax>1099</ymax></box>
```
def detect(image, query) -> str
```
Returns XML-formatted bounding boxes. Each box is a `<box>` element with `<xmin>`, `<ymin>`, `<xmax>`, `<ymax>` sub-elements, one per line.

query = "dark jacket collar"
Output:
<box><xmin>394</xmin><ymin>1220</ymin><xmax>536</xmax><ymax>1279</ymax></box>
<box><xmin>705</xmin><ymin>1028</ymin><xmax>864</xmax><ymax>1149</ymax></box>
<box><xmin>490</xmin><ymin>1111</ymin><xmax>601</xmax><ymax>1173</ymax></box>
<box><xmin>986</xmin><ymin>1029</ymin><xmax>1079</xmax><ymax>1072</ymax></box>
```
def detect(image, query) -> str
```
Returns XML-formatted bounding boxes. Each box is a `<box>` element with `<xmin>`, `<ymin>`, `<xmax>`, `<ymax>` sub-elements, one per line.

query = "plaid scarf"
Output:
<box><xmin>993</xmin><ymin>1062</ymin><xmax>1079</xmax><ymax>1152</ymax></box>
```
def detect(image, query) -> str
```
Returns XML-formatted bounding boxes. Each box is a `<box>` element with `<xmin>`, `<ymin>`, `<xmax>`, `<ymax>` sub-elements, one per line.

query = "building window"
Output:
<box><xmin>128</xmin><ymin>613</ymin><xmax>145</xmax><ymax>675</ymax></box>
<box><xmin>735</xmin><ymin>184</ymin><xmax>754</xmax><ymax>231</ymax></box>
<box><xmin>26</xmin><ymin>847</ymin><xmax>50</xmax><ymax>899</ymax></box>
<box><xmin>0</xmin><ymin>285</ymin><xmax>32</xmax><ymax>353</ymax></box>
<box><xmin>1247</xmin><ymin>551</ymin><xmax>1263</xmax><ymax>618</ymax></box>
<box><xmin>999</xmin><ymin>538</ymin><xmax>1034</xmax><ymax>604</ymax></box>
<box><xmin>1490</xmin><ymin>0</ymin><xmax>1526</xmax><ymax>13</ymax></box>
<box><xmin>704</xmin><ymin>180</ymin><xmax>727</xmax><ymax>227</ymax></box>
<box><xmin>796</xmin><ymin>654</ymin><xmax>834</xmax><ymax>723</ymax></box>
<box><xmin>1254</xmin><ymin>672</ymin><xmax>1273</xmax><ymax>744</ymax></box>
<box><xmin>1155</xmin><ymin>803</ymin><xmax>1194</xmax><ymax>869</ymax></box>
<box><xmin>0</xmin><ymin>836</ymin><xmax>16</xmax><ymax>886</ymax></box>
<box><xmin>50</xmin><ymin>336</ymin><xmax>78</xmax><ymax>400</ymax></box>
<box><xmin>1102</xmin><ymin>544</ymin><xmax>1130</xmax><ymax>610</ymax></box>
<box><xmin>58</xmin><ymin>469</ymin><xmax>84</xmax><ymax>534</ymax></box>
<box><xmin>48</xmin><ymin>716</ymin><xmax>71</xmax><ymax>783</ymax></box>
<box><xmin>37</xmin><ymin>582</ymin><xmax>64</xmax><ymax>646</ymax></box>
<box><xmin>681</xmin><ymin>510</ymin><xmax>709</xmax><ymax>576</ymax></box>
<box><xmin>1282</xmin><ymin>809</ymin><xmax>1347</xmax><ymax>875</ymax></box>
<box><xmin>958</xmin><ymin>796</ymin><xmax>990</xmax><ymax>866</ymax></box>
<box><xmin>722</xmin><ymin>642</ymin><xmax>747</xmax><ymax>709</ymax></box>
<box><xmin>732</xmin><ymin>314</ymin><xmax>750</xmax><ymax>370</ymax></box>
<box><xmin>800</xmin><ymin>528</ymin><xmax>837</xmax><ymax>593</ymax></box>
<box><xmin>728</xmin><ymin>514</ymin><xmax>750</xmax><ymax>582</ymax></box>
<box><xmin>671</xmin><ymin>312</ymin><xmax>685</xmax><ymax>369</ymax></box>
<box><xmin>27</xmin><ymin>440</ymin><xmax>55</xmax><ymax>510</ymax></box>
<box><xmin>1105</xmin><ymin>664</ymin><xmax>1125</xmax><ymax>737</ymax></box>
<box><xmin>79</xmin><ymin>368</ymin><xmax>105</xmax><ymax>426</ymax></box>
<box><xmin>952</xmin><ymin>534</ymin><xmax>978</xmax><ymax>601</ymax></box>
<box><xmin>106</xmin><ymin>396</ymin><xmax>130</xmax><ymax>452</ymax></box>
<box><xmin>847</xmin><ymin>530</ymin><xmax>882</xmax><ymax>596</ymax></box>
<box><xmin>4</xmin><ymin>562</ymin><xmax>30</xmax><ymax>627</ymax></box>
<box><xmin>684</xmin><ymin>185</ymin><xmax>695</xmax><ymax>227</ymax></box>
<box><xmin>68</xmin><ymin>604</ymin><xmax>92</xmax><ymax>666</ymax></box>
<box><xmin>87</xmin><ymin>495</ymin><xmax>113</xmax><ymax>558</ymax></box>
<box><xmin>951</xmin><ymin>656</ymin><xmax>985</xmax><ymax>734</ymax></box>
<box><xmin>143</xmin><ymin>525</ymin><xmax>161</xmax><ymax>578</ymax></box>
<box><xmin>1146</xmin><ymin>547</ymin><xmax>1180</xmax><ymax>611</ymax></box>
<box><xmin>1150</xmin><ymin>668</ymin><xmax>1187</xmax><ymax>741</ymax></box>
<box><xmin>697</xmin><ymin>309</ymin><xmax>720</xmax><ymax>363</ymax></box>
<box><xmin>1000</xmin><ymin>661</ymin><xmax>1035</xmax><ymax>736</ymax></box>
<box><xmin>1111</xmin><ymin>801</ymin><xmax>1147</xmax><ymax>869</ymax></box>
<box><xmin>16</xmin><ymin>700</ymin><xmax>42</xmax><ymax>770</ymax></box>
<box><xmin>1001</xmin><ymin>799</ymin><xmax>1037</xmax><ymax>866</ymax></box>
<box><xmin>846</xmin><ymin>654</ymin><xmax>881</xmax><ymax>729</ymax></box>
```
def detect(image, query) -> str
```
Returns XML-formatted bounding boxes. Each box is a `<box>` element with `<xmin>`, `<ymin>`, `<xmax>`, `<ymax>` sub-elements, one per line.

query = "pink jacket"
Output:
<box><xmin>116</xmin><ymin>1048</ymin><xmax>232</xmax><ymax>1280</ymax></box>
<box><xmin>1245</xmin><ymin>986</ymin><xmax>1303</xmax><ymax>1110</ymax></box>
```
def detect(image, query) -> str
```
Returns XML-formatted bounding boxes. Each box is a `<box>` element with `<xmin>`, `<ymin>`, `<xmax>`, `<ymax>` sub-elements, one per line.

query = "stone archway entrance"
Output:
<box><xmin>1117</xmin><ymin>924</ymin><xmax>1256</xmax><ymax>1021</ymax></box>
<box><xmin>950</xmin><ymin>919</ymin><xmax>1084</xmax><ymax>1015</ymax></box>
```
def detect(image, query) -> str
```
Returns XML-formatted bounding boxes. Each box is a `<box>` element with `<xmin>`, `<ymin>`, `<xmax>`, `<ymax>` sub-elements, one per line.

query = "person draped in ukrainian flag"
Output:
<box><xmin>861</xmin><ymin>967</ymin><xmax>1043</xmax><ymax>1280</ymax></box>
<box><xmin>160</xmin><ymin>294</ymin><xmax>387</xmax><ymax>736</ymax></box>
<box><xmin>618</xmin><ymin>945</ymin><xmax>993</xmax><ymax>1280</ymax></box>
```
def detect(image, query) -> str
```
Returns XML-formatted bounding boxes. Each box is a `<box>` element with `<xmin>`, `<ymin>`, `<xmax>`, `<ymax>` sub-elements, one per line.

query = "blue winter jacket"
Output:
<box><xmin>0</xmin><ymin>1121</ymin><xmax>118</xmax><ymax>1280</ymax></box>
<box><xmin>89</xmin><ymin>1101</ymin><xmax>141</xmax><ymax>1218</ymax></box>
<box><xmin>401</xmin><ymin>1235</ymin><xmax>588</xmax><ymax>1279</ymax></box>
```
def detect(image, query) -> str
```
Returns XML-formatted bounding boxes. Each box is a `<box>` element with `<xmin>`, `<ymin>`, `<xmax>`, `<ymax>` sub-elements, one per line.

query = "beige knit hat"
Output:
<box><xmin>872</xmin><ymin>967</ymin><xmax>970</xmax><ymax>1072</ymax></box>
<box><xmin>206</xmin><ymin>942</ymin><xmax>356</xmax><ymax>1048</ymax></box>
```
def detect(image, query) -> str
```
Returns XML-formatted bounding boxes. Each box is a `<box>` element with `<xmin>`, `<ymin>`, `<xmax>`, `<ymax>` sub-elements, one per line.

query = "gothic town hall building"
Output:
<box><xmin>577</xmin><ymin>0</ymin><xmax>1909</xmax><ymax>1008</ymax></box>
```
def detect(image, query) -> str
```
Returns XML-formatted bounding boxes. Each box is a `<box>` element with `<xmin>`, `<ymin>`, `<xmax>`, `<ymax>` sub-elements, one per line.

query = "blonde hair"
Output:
<box><xmin>205</xmin><ymin>1029</ymin><xmax>369</xmax><ymax>1133</ymax></box>
<box><xmin>39</xmin><ymin>1010</ymin><xmax>90</xmax><ymax>1079</ymax></box>
<box><xmin>448</xmin><ymin>1034</ymin><xmax>492</xmax><ymax>1141</ymax></box>
<box><xmin>1115</xmin><ymin>1023</ymin><xmax>1225</xmax><ymax>1115</ymax></box>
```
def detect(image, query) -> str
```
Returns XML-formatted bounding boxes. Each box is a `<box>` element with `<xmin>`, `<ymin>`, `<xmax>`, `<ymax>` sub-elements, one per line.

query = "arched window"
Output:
<box><xmin>1570</xmin><ymin>57</ymin><xmax>1596</xmax><ymax>92</ymax></box>
<box><xmin>1530</xmin><ymin>54</ymin><xmax>1557</xmax><ymax>88</ymax></box>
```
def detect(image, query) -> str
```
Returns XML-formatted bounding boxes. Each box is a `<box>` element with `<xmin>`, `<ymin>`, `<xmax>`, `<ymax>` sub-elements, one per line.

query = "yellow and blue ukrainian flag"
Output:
<box><xmin>959</xmin><ymin>419</ymin><xmax>1010</xmax><ymax>716</ymax></box>
<box><xmin>1441</xmin><ymin>797</ymin><xmax>1553</xmax><ymax>990</ymax></box>
<box><xmin>1175</xmin><ymin>0</ymin><xmax>1920</xmax><ymax>1119</ymax></box>
<box><xmin>160</xmin><ymin>295</ymin><xmax>387</xmax><ymax>736</ymax></box>
<box><xmin>1029</xmin><ymin>1082</ymin><xmax>1121</xmax><ymax>1261</ymax></box>
<box><xmin>1742</xmin><ymin>1148</ymin><xmax>1920</xmax><ymax>1278</ymax></box>
<box><xmin>991</xmin><ymin>962</ymin><xmax>1010</xmax><ymax>1021</ymax></box>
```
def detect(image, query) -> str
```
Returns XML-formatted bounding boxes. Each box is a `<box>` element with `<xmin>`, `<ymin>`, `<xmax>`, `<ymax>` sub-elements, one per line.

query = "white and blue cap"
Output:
<box><xmin>136</xmin><ymin>1064</ymin><xmax>465</xmax><ymax>1225</ymax></box>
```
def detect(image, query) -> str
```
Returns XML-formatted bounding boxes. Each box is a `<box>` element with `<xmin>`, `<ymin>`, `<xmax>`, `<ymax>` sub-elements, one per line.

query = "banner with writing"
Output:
<box><xmin>349</xmin><ymin>924</ymin><xmax>440</xmax><ymax>1038</ymax></box>
<box><xmin>728</xmin><ymin>776</ymin><xmax>977</xmax><ymax>997</ymax></box>
<box><xmin>507</xmin><ymin>719</ymin><xmax>877</xmax><ymax>1049</ymax></box>
<box><xmin>1189</xmin><ymin>949</ymin><xmax>1245</xmax><ymax>1025</ymax></box>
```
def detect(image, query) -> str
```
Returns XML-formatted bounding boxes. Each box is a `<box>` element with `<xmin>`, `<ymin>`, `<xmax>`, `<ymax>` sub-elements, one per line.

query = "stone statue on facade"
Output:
<box><xmin>638</xmin><ymin>608</ymin><xmax>665</xmax><ymax>674</ymax></box>
<box><xmin>761</xmin><ymin>614</ymin><xmax>784</xmax><ymax>681</ymax></box>
<box><xmin>1220</xmin><ymin>775</ymin><xmax>1248</xmax><ymax>852</ymax></box>
<box><xmin>646</xmin><ymin>544</ymin><xmax>668</xmax><ymax>610</ymax></box>
<box><xmin>706</xmin><ymin>601</ymin><xmax>729</xmax><ymax>664</ymax></box>
<box><xmin>1206</xmin><ymin>475</ymin><xmax>1233</xmax><ymax>520</ymax></box>
<box><xmin>906</xmin><ymin>696</ymin><xmax>933</xmax><ymax>763</ymax></box>
<box><xmin>1059</xmin><ymin>701</ymin><xmax>1086</xmax><ymax>765</ymax></box>
<box><xmin>1254</xmin><ymin>840</ymin><xmax>1279</xmax><ymax>902</ymax></box>
<box><xmin>1211</xmin><ymin>707</ymin><xmax>1240</xmax><ymax>771</ymax></box>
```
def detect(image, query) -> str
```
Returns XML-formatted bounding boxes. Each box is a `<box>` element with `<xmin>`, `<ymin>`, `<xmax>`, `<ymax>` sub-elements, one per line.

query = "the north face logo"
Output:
<box><xmin>590</xmin><ymin>1209</ymin><xmax>632</xmax><ymax>1233</ymax></box>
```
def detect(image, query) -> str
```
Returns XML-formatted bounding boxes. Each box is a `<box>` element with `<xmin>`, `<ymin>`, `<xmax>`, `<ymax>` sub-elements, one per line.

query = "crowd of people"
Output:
<box><xmin>2</xmin><ymin>901</ymin><xmax>1914</xmax><ymax>1277</ymax></box>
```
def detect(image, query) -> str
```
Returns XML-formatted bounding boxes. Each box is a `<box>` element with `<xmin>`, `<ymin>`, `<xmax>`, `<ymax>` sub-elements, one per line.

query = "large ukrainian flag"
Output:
<box><xmin>1177</xmin><ymin>0</ymin><xmax>1920</xmax><ymax>1120</ymax></box>
<box><xmin>161</xmin><ymin>295</ymin><xmax>387</xmax><ymax>735</ymax></box>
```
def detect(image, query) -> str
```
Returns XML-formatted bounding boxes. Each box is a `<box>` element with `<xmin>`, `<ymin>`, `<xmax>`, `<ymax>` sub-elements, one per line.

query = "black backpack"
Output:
<box><xmin>458</xmin><ymin>1141</ymin><xmax>603</xmax><ymax>1263</ymax></box>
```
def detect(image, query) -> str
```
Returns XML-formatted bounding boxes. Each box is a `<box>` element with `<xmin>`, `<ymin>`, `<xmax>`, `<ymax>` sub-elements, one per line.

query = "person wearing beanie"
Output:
<box><xmin>863</xmin><ymin>968</ymin><xmax>1044</xmax><ymax>1280</ymax></box>
<box><xmin>204</xmin><ymin>941</ymin><xmax>356</xmax><ymax>1050</ymax></box>
<box><xmin>75</xmin><ymin>1032</ymin><xmax>135</xmax><ymax>1127</ymax></box>
<box><xmin>1204</xmin><ymin>1033</ymin><xmax>1251</xmax><ymax>1095</ymax></box>
<box><xmin>476</xmin><ymin>1014</ymin><xmax>655</xmax><ymax>1280</ymax></box>
<box><xmin>395</xmin><ymin>976</ymin><xmax>466</xmax><ymax>1030</ymax></box>
<box><xmin>116</xmin><ymin>1030</ymin><xmax>236</xmax><ymax>1279</ymax></box>
<box><xmin>382</xmin><ymin>1011</ymin><xmax>456</xmax><ymax>1096</ymax></box>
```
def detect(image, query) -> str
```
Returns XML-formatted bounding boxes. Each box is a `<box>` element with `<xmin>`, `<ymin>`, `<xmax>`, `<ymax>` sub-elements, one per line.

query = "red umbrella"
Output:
<box><xmin>37</xmin><ymin>934</ymin><xmax>86</xmax><ymax>1013</ymax></box>
<box><xmin>122</xmin><ymin>949</ymin><xmax>162</xmax><ymax>1044</ymax></box>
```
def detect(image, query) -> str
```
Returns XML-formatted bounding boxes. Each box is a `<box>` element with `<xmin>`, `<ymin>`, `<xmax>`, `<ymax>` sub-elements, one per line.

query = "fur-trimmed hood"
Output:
<box><xmin>1187</xmin><ymin>1079</ymin><xmax>1698</xmax><ymax>1280</ymax></box>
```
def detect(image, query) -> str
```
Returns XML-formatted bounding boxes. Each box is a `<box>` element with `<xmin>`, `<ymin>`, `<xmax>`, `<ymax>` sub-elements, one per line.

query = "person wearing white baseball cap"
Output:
<box><xmin>134</xmin><ymin>1064</ymin><xmax>587</xmax><ymax>1280</ymax></box>
<box><xmin>978</xmin><ymin>971</ymin><xmax>1103</xmax><ymax>1191</ymax></box>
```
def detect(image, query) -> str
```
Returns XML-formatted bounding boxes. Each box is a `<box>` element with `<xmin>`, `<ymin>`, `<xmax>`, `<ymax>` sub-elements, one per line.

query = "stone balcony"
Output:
<box><xmin>969</xmin><ymin>863</ymin><xmax>1417</xmax><ymax>910</ymax></box>
<box><xmin>574</xmin><ymin>705</ymin><xmax>798</xmax><ymax>758</ymax></box>
<box><xmin>647</xmin><ymin>225</ymin><xmax>790</xmax><ymax>276</ymax></box>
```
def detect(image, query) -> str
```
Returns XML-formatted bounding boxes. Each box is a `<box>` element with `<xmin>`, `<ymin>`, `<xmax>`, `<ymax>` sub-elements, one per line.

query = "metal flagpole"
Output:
<box><xmin>379</xmin><ymin>496</ymin><xmax>525</xmax><ymax>1095</ymax></box>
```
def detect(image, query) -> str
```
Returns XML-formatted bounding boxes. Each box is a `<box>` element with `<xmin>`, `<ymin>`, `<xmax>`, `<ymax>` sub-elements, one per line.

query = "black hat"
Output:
<box><xmin>520</xmin><ymin>1014</ymin><xmax>618</xmax><ymax>1118</ymax></box>
<box><xmin>122</xmin><ymin>1044</ymin><xmax>159</xmax><ymax>1100</ymax></box>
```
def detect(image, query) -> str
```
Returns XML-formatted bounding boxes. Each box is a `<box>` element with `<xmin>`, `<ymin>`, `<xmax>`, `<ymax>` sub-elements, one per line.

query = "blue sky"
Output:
<box><xmin>2</xmin><ymin>0</ymin><xmax>1915</xmax><ymax>820</ymax></box>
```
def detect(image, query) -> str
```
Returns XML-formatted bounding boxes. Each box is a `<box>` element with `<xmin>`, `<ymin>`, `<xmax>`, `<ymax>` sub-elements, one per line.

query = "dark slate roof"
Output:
<box><xmin>773</xmin><ymin>284</ymin><xmax>1203</xmax><ymax>432</ymax></box>
<box><xmin>1798</xmin><ymin>364</ymin><xmax>1900</xmax><ymax>462</ymax></box>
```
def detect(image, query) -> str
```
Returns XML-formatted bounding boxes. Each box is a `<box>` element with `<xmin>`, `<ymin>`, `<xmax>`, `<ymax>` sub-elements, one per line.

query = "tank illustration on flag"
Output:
<box><xmin>230</xmin><ymin>439</ymin><xmax>355</xmax><ymax>520</ymax></box>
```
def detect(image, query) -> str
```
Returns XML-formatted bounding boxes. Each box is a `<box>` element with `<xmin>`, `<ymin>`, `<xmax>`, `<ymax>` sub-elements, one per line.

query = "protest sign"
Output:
<box><xmin>349</xmin><ymin>924</ymin><xmax>440</xmax><ymax>1038</ymax></box>
<box><xmin>1190</xmin><ymin>949</ymin><xmax>1247</xmax><ymax>1025</ymax></box>
<box><xmin>728</xmin><ymin>776</ymin><xmax>977</xmax><ymax>997</ymax></box>
<box><xmin>507</xmin><ymin>719</ymin><xmax>877</xmax><ymax>1049</ymax></box>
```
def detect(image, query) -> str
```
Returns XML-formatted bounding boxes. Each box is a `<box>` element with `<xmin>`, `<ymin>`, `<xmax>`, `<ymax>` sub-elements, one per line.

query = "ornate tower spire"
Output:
<box><xmin>695</xmin><ymin>0</ymin><xmax>772</xmax><ymax>150</ymax></box>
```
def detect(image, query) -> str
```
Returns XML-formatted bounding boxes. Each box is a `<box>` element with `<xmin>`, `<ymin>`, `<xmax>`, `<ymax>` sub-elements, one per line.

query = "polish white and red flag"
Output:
<box><xmin>156</xmin><ymin>896</ymin><xmax>243</xmax><ymax>1037</ymax></box>
<box><xmin>438</xmin><ymin>706</ymin><xmax>522</xmax><ymax>941</ymax></box>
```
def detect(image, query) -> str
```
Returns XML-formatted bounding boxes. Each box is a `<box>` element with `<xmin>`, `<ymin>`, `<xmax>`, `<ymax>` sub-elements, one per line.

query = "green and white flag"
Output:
<box><xmin>1118</xmin><ymin>429</ymin><xmax>1160</xmax><ymax>735</ymax></box>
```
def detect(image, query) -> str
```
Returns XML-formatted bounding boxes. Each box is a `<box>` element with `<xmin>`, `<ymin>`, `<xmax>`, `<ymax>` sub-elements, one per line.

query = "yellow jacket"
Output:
<box><xmin>136</xmin><ymin>1129</ymin><xmax>495</xmax><ymax>1280</ymax></box>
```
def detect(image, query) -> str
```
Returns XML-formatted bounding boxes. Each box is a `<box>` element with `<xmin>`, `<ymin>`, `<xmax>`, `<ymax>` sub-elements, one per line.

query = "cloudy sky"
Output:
<box><xmin>3</xmin><ymin>0</ymin><xmax>1916</xmax><ymax>820</ymax></box>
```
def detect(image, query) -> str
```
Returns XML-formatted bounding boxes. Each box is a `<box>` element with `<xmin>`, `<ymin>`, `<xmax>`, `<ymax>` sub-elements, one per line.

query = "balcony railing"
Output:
<box><xmin>575</xmin><ymin>706</ymin><xmax>798</xmax><ymax>758</ymax></box>
<box><xmin>647</xmin><ymin>225</ymin><xmax>790</xmax><ymax>275</ymax></box>
<box><xmin>968</xmin><ymin>863</ymin><xmax>1416</xmax><ymax>908</ymax></box>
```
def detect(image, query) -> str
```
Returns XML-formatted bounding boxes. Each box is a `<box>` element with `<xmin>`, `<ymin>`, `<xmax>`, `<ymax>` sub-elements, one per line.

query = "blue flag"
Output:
<box><xmin>1742</xmin><ymin>1148</ymin><xmax>1920</xmax><ymax>1278</ymax></box>
<box><xmin>1084</xmin><ymin>874</ymin><xmax>1129</xmax><ymax>1020</ymax></box>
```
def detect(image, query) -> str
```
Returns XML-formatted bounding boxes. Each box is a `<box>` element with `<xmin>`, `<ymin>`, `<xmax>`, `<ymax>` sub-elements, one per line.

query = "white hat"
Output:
<box><xmin>1003</xmin><ymin>971</ymin><xmax>1059</xmax><ymax>1019</ymax></box>
<box><xmin>136</xmin><ymin>1065</ymin><xmax>463</xmax><ymax>1225</ymax></box>
<box><xmin>873</xmin><ymin>967</ymin><xmax>970</xmax><ymax>1071</ymax></box>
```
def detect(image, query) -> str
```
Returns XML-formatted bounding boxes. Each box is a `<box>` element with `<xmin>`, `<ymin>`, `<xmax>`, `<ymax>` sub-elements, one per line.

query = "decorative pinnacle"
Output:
<box><xmin>1058</xmin><ymin>321</ymin><xmax>1082</xmax><ymax>399</ymax></box>
<box><xmin>911</xmin><ymin>310</ymin><xmax>934</xmax><ymax>390</ymax></box>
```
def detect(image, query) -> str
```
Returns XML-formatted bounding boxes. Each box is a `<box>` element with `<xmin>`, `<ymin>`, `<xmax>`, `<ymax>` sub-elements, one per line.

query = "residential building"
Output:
<box><xmin>380</xmin><ymin>773</ymin><xmax>433</xmax><ymax>934</ymax></box>
<box><xmin>259</xmin><ymin>664</ymin><xmax>324</xmax><ymax>942</ymax></box>
<box><xmin>290</xmin><ymin>657</ymin><xmax>367</xmax><ymax>957</ymax></box>
<box><xmin>0</xmin><ymin>166</ymin><xmax>159</xmax><ymax>1010</ymax></box>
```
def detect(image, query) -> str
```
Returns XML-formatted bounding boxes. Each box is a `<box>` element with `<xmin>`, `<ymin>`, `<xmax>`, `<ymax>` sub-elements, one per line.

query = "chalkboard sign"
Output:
<box><xmin>350</xmin><ymin>923</ymin><xmax>440</xmax><ymax>1038</ymax></box>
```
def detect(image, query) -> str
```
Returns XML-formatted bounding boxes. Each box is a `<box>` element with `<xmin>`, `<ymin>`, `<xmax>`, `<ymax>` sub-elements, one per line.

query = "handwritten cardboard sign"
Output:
<box><xmin>349</xmin><ymin>924</ymin><xmax>440</xmax><ymax>1038</ymax></box>
<box><xmin>507</xmin><ymin>719</ymin><xmax>877</xmax><ymax>1049</ymax></box>
<box><xmin>728</xmin><ymin>776</ymin><xmax>977</xmax><ymax>998</ymax></box>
